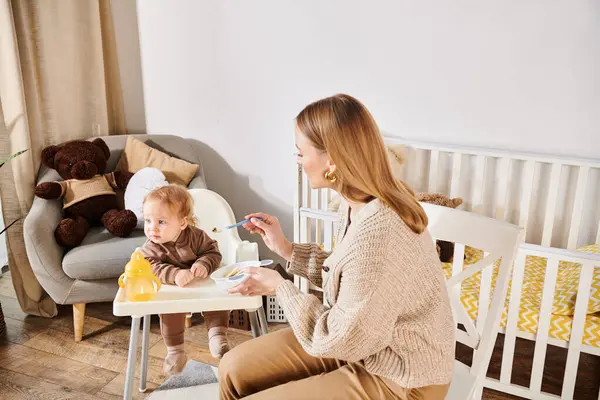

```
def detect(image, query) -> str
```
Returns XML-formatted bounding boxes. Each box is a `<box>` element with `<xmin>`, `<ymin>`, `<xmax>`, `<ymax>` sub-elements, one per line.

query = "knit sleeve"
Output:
<box><xmin>276</xmin><ymin>229</ymin><xmax>400</xmax><ymax>362</ymax></box>
<box><xmin>286</xmin><ymin>243</ymin><xmax>329</xmax><ymax>288</ymax></box>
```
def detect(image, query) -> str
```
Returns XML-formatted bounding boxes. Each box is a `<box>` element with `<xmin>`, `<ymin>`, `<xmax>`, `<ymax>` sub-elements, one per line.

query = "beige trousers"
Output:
<box><xmin>218</xmin><ymin>328</ymin><xmax>450</xmax><ymax>400</ymax></box>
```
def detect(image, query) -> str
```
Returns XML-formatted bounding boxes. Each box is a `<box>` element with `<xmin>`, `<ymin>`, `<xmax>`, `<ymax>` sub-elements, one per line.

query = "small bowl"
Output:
<box><xmin>210</xmin><ymin>260</ymin><xmax>260</xmax><ymax>292</ymax></box>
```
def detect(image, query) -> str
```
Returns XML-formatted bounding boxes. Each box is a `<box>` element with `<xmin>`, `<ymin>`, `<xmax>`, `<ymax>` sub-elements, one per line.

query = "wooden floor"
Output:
<box><xmin>0</xmin><ymin>273</ymin><xmax>598</xmax><ymax>399</ymax></box>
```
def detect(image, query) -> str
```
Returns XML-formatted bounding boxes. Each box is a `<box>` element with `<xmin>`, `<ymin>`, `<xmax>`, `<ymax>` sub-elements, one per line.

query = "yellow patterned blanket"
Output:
<box><xmin>442</xmin><ymin>245</ymin><xmax>600</xmax><ymax>348</ymax></box>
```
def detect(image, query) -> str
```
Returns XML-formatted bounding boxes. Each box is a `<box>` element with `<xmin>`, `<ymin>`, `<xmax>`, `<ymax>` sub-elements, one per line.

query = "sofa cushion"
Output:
<box><xmin>62</xmin><ymin>227</ymin><xmax>147</xmax><ymax>280</ymax></box>
<box><xmin>116</xmin><ymin>136</ymin><xmax>200</xmax><ymax>186</ymax></box>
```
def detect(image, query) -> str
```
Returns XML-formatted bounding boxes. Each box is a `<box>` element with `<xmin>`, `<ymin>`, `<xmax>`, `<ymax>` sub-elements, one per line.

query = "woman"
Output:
<box><xmin>219</xmin><ymin>94</ymin><xmax>455</xmax><ymax>399</ymax></box>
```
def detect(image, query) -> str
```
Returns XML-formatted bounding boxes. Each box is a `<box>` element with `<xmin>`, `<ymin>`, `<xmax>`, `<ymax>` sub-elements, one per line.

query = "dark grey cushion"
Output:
<box><xmin>62</xmin><ymin>227</ymin><xmax>147</xmax><ymax>280</ymax></box>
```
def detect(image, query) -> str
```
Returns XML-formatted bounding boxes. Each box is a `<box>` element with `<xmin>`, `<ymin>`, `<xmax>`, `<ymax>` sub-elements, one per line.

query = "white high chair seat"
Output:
<box><xmin>113</xmin><ymin>189</ymin><xmax>268</xmax><ymax>400</ymax></box>
<box><xmin>189</xmin><ymin>188</ymin><xmax>259</xmax><ymax>265</ymax></box>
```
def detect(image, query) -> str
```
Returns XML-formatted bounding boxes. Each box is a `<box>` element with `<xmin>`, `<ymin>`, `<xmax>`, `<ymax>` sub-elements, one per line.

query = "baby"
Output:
<box><xmin>140</xmin><ymin>184</ymin><xmax>230</xmax><ymax>375</ymax></box>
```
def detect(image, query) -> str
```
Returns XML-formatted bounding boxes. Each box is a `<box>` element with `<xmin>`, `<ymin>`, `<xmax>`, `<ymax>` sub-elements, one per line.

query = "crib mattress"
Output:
<box><xmin>442</xmin><ymin>245</ymin><xmax>600</xmax><ymax>348</ymax></box>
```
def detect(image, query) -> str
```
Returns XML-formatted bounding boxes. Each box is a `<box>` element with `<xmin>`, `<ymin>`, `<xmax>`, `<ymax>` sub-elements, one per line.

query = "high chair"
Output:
<box><xmin>113</xmin><ymin>189</ymin><xmax>269</xmax><ymax>400</ymax></box>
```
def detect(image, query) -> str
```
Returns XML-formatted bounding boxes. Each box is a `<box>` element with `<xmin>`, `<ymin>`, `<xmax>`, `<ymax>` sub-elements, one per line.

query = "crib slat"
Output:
<box><xmin>561</xmin><ymin>261</ymin><xmax>594</xmax><ymax>398</ymax></box>
<box><xmin>314</xmin><ymin>190</ymin><xmax>322</xmax><ymax>244</ymax></box>
<box><xmin>294</xmin><ymin>166</ymin><xmax>303</xmax><ymax>288</ymax></box>
<box><xmin>519</xmin><ymin>160</ymin><xmax>536</xmax><ymax>237</ymax></box>
<box><xmin>495</xmin><ymin>158</ymin><xmax>511</xmax><ymax>221</ymax></box>
<box><xmin>303</xmin><ymin>172</ymin><xmax>313</xmax><ymax>294</ymax></box>
<box><xmin>500</xmin><ymin>251</ymin><xmax>527</xmax><ymax>384</ymax></box>
<box><xmin>450</xmin><ymin>153</ymin><xmax>462</xmax><ymax>198</ymax></box>
<box><xmin>311</xmin><ymin>187</ymin><xmax>320</xmax><ymax>211</ymax></box>
<box><xmin>428</xmin><ymin>150</ymin><xmax>439</xmax><ymax>192</ymax></box>
<box><xmin>476</xmin><ymin>254</ymin><xmax>493</xmax><ymax>334</ymax></box>
<box><xmin>567</xmin><ymin>166</ymin><xmax>590</xmax><ymax>250</ymax></box>
<box><xmin>472</xmin><ymin>156</ymin><xmax>486</xmax><ymax>214</ymax></box>
<box><xmin>451</xmin><ymin>244</ymin><xmax>465</xmax><ymax>305</ymax></box>
<box><xmin>541</xmin><ymin>163</ymin><xmax>562</xmax><ymax>247</ymax></box>
<box><xmin>530</xmin><ymin>258</ymin><xmax>560</xmax><ymax>393</ymax></box>
<box><xmin>323</xmin><ymin>220</ymin><xmax>333</xmax><ymax>252</ymax></box>
<box><xmin>300</xmin><ymin>172</ymin><xmax>312</xmax><ymax>296</ymax></box>
<box><xmin>299</xmin><ymin>215</ymin><xmax>310</xmax><ymax>294</ymax></box>
<box><xmin>302</xmin><ymin>171</ymin><xmax>311</xmax><ymax>210</ymax></box>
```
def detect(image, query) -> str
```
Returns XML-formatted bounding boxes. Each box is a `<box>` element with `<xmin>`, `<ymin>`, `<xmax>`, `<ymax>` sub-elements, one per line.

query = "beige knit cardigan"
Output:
<box><xmin>275</xmin><ymin>199</ymin><xmax>455</xmax><ymax>388</ymax></box>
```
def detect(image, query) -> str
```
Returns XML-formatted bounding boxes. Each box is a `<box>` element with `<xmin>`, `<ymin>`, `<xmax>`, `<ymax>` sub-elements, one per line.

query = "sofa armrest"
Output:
<box><xmin>23</xmin><ymin>196</ymin><xmax>73</xmax><ymax>304</ymax></box>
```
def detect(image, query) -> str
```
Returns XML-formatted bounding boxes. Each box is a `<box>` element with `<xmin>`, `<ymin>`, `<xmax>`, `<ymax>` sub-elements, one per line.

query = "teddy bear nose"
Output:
<box><xmin>72</xmin><ymin>160</ymin><xmax>98</xmax><ymax>179</ymax></box>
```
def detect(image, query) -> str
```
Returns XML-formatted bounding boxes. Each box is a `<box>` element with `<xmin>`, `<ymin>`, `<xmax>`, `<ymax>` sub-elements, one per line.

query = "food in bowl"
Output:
<box><xmin>226</xmin><ymin>267</ymin><xmax>243</xmax><ymax>278</ymax></box>
<box><xmin>210</xmin><ymin>261</ymin><xmax>258</xmax><ymax>292</ymax></box>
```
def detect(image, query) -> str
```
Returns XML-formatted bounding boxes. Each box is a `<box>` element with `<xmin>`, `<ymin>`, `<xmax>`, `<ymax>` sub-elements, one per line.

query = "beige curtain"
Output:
<box><xmin>0</xmin><ymin>0</ymin><xmax>125</xmax><ymax>317</ymax></box>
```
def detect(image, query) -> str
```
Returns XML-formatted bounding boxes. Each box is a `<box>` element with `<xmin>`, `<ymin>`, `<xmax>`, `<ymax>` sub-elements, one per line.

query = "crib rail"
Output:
<box><xmin>295</xmin><ymin>137</ymin><xmax>600</xmax><ymax>252</ymax></box>
<box><xmin>394</xmin><ymin>138</ymin><xmax>600</xmax><ymax>252</ymax></box>
<box><xmin>498</xmin><ymin>244</ymin><xmax>600</xmax><ymax>399</ymax></box>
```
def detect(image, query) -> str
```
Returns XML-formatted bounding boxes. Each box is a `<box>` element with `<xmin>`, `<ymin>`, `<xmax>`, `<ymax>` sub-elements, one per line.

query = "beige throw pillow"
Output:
<box><xmin>116</xmin><ymin>136</ymin><xmax>199</xmax><ymax>186</ymax></box>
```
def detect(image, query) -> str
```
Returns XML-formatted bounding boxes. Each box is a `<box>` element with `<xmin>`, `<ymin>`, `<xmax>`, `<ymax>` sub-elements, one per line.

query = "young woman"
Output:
<box><xmin>219</xmin><ymin>94</ymin><xmax>454</xmax><ymax>399</ymax></box>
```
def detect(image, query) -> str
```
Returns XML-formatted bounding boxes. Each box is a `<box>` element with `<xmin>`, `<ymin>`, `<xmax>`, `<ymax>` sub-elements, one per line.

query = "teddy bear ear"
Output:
<box><xmin>41</xmin><ymin>145</ymin><xmax>60</xmax><ymax>169</ymax></box>
<box><xmin>452</xmin><ymin>198</ymin><xmax>464</xmax><ymax>208</ymax></box>
<box><xmin>387</xmin><ymin>144</ymin><xmax>406</xmax><ymax>165</ymax></box>
<box><xmin>91</xmin><ymin>138</ymin><xmax>110</xmax><ymax>159</ymax></box>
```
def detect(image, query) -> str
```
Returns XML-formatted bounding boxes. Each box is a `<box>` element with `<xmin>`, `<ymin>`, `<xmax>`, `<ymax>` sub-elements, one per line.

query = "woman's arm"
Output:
<box><xmin>286</xmin><ymin>243</ymin><xmax>330</xmax><ymax>288</ymax></box>
<box><xmin>275</xmin><ymin>236</ymin><xmax>401</xmax><ymax>362</ymax></box>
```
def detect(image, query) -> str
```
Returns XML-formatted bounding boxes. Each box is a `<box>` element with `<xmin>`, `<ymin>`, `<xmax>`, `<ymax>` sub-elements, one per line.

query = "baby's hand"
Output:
<box><xmin>191</xmin><ymin>260</ymin><xmax>209</xmax><ymax>279</ymax></box>
<box><xmin>174</xmin><ymin>270</ymin><xmax>195</xmax><ymax>287</ymax></box>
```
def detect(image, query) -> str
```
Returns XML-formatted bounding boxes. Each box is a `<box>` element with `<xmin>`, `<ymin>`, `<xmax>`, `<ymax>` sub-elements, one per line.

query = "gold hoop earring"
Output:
<box><xmin>325</xmin><ymin>170</ymin><xmax>337</xmax><ymax>183</ymax></box>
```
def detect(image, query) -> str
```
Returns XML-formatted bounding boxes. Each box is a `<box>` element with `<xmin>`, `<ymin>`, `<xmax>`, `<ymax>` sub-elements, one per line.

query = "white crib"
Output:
<box><xmin>292</xmin><ymin>136</ymin><xmax>600</xmax><ymax>400</ymax></box>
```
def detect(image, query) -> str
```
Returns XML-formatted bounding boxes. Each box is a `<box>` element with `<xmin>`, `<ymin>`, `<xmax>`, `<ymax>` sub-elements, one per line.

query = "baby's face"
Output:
<box><xmin>143</xmin><ymin>200</ymin><xmax>187</xmax><ymax>244</ymax></box>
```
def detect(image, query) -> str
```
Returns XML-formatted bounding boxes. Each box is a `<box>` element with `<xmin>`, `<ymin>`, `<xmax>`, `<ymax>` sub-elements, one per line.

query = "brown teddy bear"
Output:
<box><xmin>34</xmin><ymin>138</ymin><xmax>137</xmax><ymax>248</ymax></box>
<box><xmin>416</xmin><ymin>193</ymin><xmax>463</xmax><ymax>263</ymax></box>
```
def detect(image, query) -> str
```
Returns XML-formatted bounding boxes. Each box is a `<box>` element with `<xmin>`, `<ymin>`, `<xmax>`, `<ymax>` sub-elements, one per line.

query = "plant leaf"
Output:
<box><xmin>0</xmin><ymin>149</ymin><xmax>28</xmax><ymax>169</ymax></box>
<box><xmin>0</xmin><ymin>218</ymin><xmax>21</xmax><ymax>236</ymax></box>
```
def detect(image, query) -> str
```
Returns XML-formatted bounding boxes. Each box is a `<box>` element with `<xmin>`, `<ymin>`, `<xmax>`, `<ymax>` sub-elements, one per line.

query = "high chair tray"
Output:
<box><xmin>113</xmin><ymin>278</ymin><xmax>262</xmax><ymax>317</ymax></box>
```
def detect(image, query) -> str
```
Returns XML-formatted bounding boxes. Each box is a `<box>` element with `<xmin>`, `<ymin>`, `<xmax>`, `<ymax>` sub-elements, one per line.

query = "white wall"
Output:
<box><xmin>136</xmin><ymin>0</ymin><xmax>600</xmax><ymax>258</ymax></box>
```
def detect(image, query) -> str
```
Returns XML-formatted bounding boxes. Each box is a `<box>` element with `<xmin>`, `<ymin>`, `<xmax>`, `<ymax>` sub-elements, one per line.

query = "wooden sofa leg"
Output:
<box><xmin>185</xmin><ymin>314</ymin><xmax>192</xmax><ymax>328</ymax></box>
<box><xmin>73</xmin><ymin>303</ymin><xmax>86</xmax><ymax>342</ymax></box>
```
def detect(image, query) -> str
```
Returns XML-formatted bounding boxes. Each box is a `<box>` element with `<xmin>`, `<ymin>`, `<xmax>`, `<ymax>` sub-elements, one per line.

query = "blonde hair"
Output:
<box><xmin>296</xmin><ymin>94</ymin><xmax>428</xmax><ymax>234</ymax></box>
<box><xmin>143</xmin><ymin>184</ymin><xmax>198</xmax><ymax>227</ymax></box>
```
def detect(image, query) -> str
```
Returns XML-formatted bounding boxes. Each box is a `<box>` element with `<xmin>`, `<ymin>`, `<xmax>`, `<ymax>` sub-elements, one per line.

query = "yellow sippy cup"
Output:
<box><xmin>118</xmin><ymin>247</ymin><xmax>161</xmax><ymax>302</ymax></box>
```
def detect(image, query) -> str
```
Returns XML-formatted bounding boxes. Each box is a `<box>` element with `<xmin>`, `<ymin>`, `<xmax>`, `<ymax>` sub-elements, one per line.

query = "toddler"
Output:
<box><xmin>140</xmin><ymin>184</ymin><xmax>230</xmax><ymax>375</ymax></box>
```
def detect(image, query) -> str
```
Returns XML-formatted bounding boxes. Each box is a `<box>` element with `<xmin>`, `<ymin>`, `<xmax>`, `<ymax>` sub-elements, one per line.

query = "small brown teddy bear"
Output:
<box><xmin>34</xmin><ymin>138</ymin><xmax>137</xmax><ymax>248</ymax></box>
<box><xmin>416</xmin><ymin>193</ymin><xmax>463</xmax><ymax>263</ymax></box>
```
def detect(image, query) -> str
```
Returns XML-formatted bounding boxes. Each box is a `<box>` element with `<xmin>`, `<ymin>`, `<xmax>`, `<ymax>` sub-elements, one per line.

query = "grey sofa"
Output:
<box><xmin>24</xmin><ymin>134</ymin><xmax>207</xmax><ymax>341</ymax></box>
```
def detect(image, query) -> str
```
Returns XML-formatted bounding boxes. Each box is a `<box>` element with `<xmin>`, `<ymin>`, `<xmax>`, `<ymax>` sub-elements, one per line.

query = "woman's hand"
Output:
<box><xmin>228</xmin><ymin>266</ymin><xmax>285</xmax><ymax>296</ymax></box>
<box><xmin>243</xmin><ymin>213</ymin><xmax>293</xmax><ymax>260</ymax></box>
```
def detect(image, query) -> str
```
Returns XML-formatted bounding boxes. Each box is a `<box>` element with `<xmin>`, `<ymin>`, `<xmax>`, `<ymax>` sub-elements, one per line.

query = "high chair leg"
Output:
<box><xmin>258</xmin><ymin>307</ymin><xmax>269</xmax><ymax>335</ymax></box>
<box><xmin>139</xmin><ymin>315</ymin><xmax>150</xmax><ymax>393</ymax></box>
